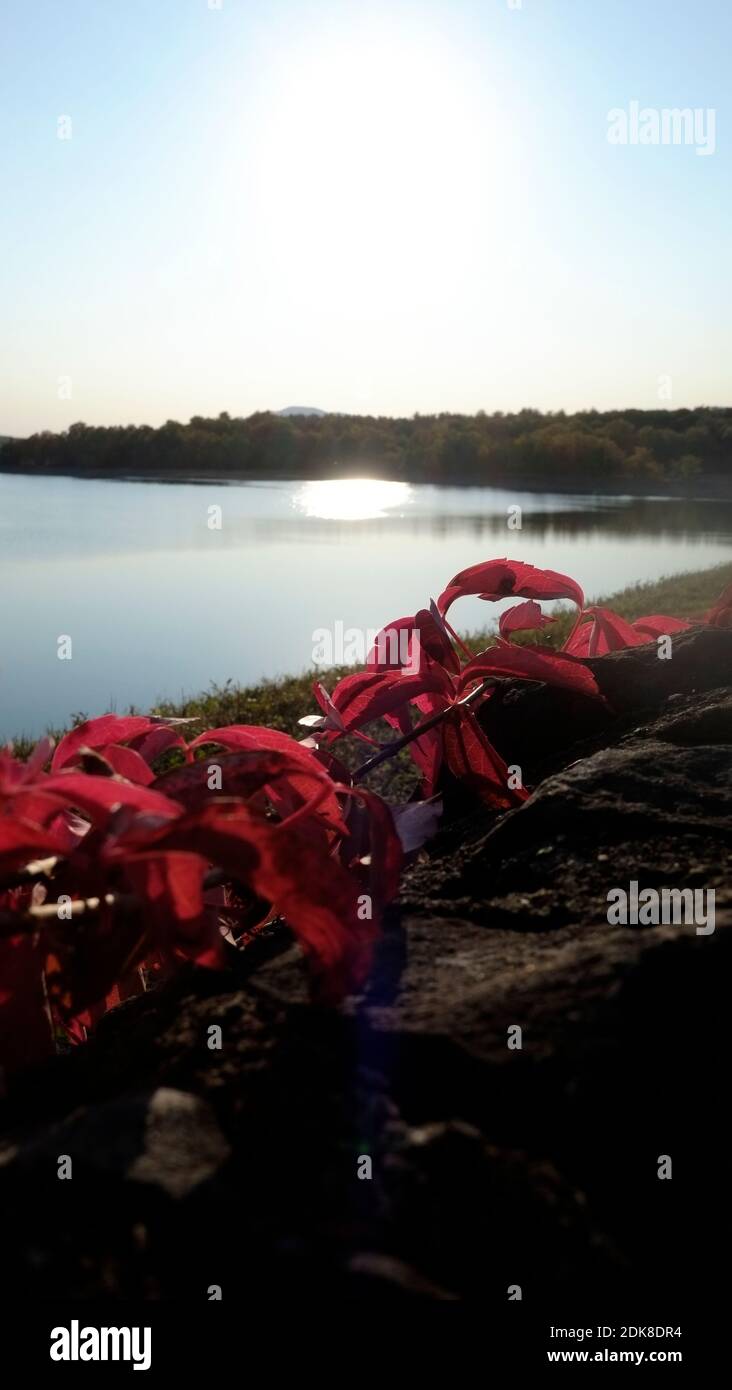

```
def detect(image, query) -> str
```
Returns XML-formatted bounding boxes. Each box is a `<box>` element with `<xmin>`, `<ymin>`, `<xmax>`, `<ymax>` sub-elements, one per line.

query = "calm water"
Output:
<box><xmin>1</xmin><ymin>472</ymin><xmax>731</xmax><ymax>740</ymax></box>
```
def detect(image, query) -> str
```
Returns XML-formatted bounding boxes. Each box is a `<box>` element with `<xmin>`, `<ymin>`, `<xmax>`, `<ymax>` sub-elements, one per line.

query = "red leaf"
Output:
<box><xmin>329</xmin><ymin>668</ymin><xmax>451</xmax><ymax>732</ymax></box>
<box><xmin>562</xmin><ymin>622</ymin><xmax>592</xmax><ymax>657</ymax></box>
<box><xmin>414</xmin><ymin>607</ymin><xmax>462</xmax><ymax>674</ymax></box>
<box><xmin>5</xmin><ymin>787</ymin><xmax>73</xmax><ymax>829</ymax></box>
<box><xmin>336</xmin><ymin>785</ymin><xmax>403</xmax><ymax>908</ymax></box>
<box><xmin>366</xmin><ymin>608</ymin><xmax>460</xmax><ymax>675</ymax></box>
<box><xmin>105</xmin><ymin>799</ymin><xmax>261</xmax><ymax>873</ymax></box>
<box><xmin>633</xmin><ymin>614</ymin><xmax>694</xmax><ymax>640</ymax></box>
<box><xmin>52</xmin><ymin>716</ymin><xmax>157</xmax><ymax>771</ymax></box>
<box><xmin>374</xmin><ymin>697</ymin><xmax>443</xmax><ymax>796</ymax></box>
<box><xmin>458</xmin><ymin>644</ymin><xmax>602</xmax><ymax>699</ymax></box>
<box><xmin>312</xmin><ymin>682</ymin><xmax>347</xmax><ymax>730</ymax></box>
<box><xmin>187</xmin><ymin>726</ymin><xmax>347</xmax><ymax>836</ymax></box>
<box><xmin>43</xmin><ymin>897</ymin><xmax>149</xmax><ymax>1024</ymax></box>
<box><xmin>125</xmin><ymin>801</ymin><xmax>375</xmax><ymax>1000</ymax></box>
<box><xmin>407</xmin><ymin>721</ymin><xmax>444</xmax><ymax>797</ymax></box>
<box><xmin>249</xmin><ymin>818</ymin><xmax>377</xmax><ymax>1001</ymax></box>
<box><xmin>40</xmin><ymin>772</ymin><xmax>182</xmax><ymax>828</ymax></box>
<box><xmin>366</xmin><ymin>615</ymin><xmax>418</xmax><ymax>670</ymax></box>
<box><xmin>0</xmin><ymin>816</ymin><xmax>66</xmax><ymax>874</ymax></box>
<box><xmin>498</xmin><ymin>599</ymin><xmax>556</xmax><ymax>639</ymax></box>
<box><xmin>123</xmin><ymin>851</ymin><xmax>222</xmax><ymax>969</ymax></box>
<box><xmin>154</xmin><ymin>748</ymin><xmax>337</xmax><ymax>842</ymax></box>
<box><xmin>308</xmin><ymin>744</ymin><xmax>357</xmax><ymax>787</ymax></box>
<box><xmin>101</xmin><ymin>744</ymin><xmax>155</xmax><ymax>786</ymax></box>
<box><xmin>443</xmin><ymin>708</ymin><xmax>526</xmax><ymax>808</ymax></box>
<box><xmin>438</xmin><ymin>558</ymin><xmax>584</xmax><ymax>615</ymax></box>
<box><xmin>129</xmin><ymin>725</ymin><xmax>189</xmax><ymax>766</ymax></box>
<box><xmin>565</xmin><ymin>607</ymin><xmax>671</xmax><ymax>657</ymax></box>
<box><xmin>580</xmin><ymin>607</ymin><xmax>648</xmax><ymax>656</ymax></box>
<box><xmin>703</xmin><ymin>581</ymin><xmax>732</xmax><ymax>628</ymax></box>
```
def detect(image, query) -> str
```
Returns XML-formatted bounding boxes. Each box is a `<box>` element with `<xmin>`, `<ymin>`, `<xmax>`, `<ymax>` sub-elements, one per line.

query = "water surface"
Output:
<box><xmin>1</xmin><ymin>473</ymin><xmax>730</xmax><ymax>739</ymax></box>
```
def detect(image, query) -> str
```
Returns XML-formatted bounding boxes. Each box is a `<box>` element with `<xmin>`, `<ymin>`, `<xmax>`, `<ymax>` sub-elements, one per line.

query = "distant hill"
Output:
<box><xmin>277</xmin><ymin>406</ymin><xmax>326</xmax><ymax>418</ymax></box>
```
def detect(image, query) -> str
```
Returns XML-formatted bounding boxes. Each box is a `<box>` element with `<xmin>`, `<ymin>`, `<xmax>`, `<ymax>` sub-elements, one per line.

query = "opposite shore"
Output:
<box><xmin>2</xmin><ymin>406</ymin><xmax>731</xmax><ymax>497</ymax></box>
<box><xmin>1</xmin><ymin>462</ymin><xmax>730</xmax><ymax>498</ymax></box>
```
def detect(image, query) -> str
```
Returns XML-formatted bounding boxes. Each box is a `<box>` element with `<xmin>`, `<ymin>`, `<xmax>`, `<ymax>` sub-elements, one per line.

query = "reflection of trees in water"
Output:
<box><xmin>252</xmin><ymin>499</ymin><xmax>732</xmax><ymax>545</ymax></box>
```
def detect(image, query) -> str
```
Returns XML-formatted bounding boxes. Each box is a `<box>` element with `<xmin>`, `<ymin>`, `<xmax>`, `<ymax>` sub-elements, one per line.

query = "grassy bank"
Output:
<box><xmin>461</xmin><ymin>560</ymin><xmax>732</xmax><ymax>656</ymax></box>
<box><xmin>11</xmin><ymin>561</ymin><xmax>731</xmax><ymax>761</ymax></box>
<box><xmin>149</xmin><ymin>561</ymin><xmax>730</xmax><ymax>732</ymax></box>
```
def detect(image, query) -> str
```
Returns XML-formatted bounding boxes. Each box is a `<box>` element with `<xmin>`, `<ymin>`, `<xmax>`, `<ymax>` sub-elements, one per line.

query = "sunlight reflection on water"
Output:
<box><xmin>291</xmin><ymin>478</ymin><xmax>412</xmax><ymax>521</ymax></box>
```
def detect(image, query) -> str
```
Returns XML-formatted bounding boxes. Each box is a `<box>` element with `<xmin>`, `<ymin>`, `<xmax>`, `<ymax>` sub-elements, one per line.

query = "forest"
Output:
<box><xmin>1</xmin><ymin>406</ymin><xmax>731</xmax><ymax>486</ymax></box>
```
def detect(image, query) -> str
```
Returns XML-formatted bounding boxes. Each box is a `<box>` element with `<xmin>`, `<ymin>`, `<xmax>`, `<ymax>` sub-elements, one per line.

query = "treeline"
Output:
<box><xmin>2</xmin><ymin>407</ymin><xmax>731</xmax><ymax>485</ymax></box>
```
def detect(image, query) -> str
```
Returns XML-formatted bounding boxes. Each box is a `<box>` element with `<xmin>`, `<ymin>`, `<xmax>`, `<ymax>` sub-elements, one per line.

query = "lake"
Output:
<box><xmin>1</xmin><ymin>472</ymin><xmax>731</xmax><ymax>740</ymax></box>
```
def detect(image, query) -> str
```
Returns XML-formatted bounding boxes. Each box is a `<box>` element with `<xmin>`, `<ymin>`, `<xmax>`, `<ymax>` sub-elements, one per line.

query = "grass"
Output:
<box><xmin>462</xmin><ymin>561</ymin><xmax>731</xmax><ymax>656</ymax></box>
<box><xmin>11</xmin><ymin>561</ymin><xmax>731</xmax><ymax>766</ymax></box>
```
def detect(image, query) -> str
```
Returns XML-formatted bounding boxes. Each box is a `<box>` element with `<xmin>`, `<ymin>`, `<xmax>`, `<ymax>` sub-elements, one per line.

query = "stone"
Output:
<box><xmin>0</xmin><ymin>630</ymin><xmax>729</xmax><ymax>1305</ymax></box>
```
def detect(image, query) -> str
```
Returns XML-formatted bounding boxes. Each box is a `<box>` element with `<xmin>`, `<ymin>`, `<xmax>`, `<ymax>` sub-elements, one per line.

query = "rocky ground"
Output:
<box><xmin>0</xmin><ymin>628</ymin><xmax>729</xmax><ymax>1306</ymax></box>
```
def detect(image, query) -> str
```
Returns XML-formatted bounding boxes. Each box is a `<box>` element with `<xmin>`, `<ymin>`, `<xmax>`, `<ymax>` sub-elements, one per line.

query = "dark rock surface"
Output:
<box><xmin>0</xmin><ymin>629</ymin><xmax>730</xmax><ymax>1305</ymax></box>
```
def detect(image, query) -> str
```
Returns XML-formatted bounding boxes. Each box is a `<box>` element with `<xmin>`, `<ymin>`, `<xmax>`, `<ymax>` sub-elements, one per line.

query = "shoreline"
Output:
<box><xmin>1</xmin><ymin>464</ymin><xmax>731</xmax><ymax>499</ymax></box>
<box><xmin>9</xmin><ymin>560</ymin><xmax>731</xmax><ymax>756</ymax></box>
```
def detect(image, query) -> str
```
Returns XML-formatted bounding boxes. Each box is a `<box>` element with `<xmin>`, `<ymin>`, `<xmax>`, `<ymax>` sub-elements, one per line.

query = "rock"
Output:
<box><xmin>0</xmin><ymin>636</ymin><xmax>729</xmax><ymax>1306</ymax></box>
<box><xmin>410</xmin><ymin>687</ymin><xmax>731</xmax><ymax>921</ymax></box>
<box><xmin>127</xmin><ymin>1088</ymin><xmax>231</xmax><ymax>1198</ymax></box>
<box><xmin>478</xmin><ymin>626</ymin><xmax>732</xmax><ymax>784</ymax></box>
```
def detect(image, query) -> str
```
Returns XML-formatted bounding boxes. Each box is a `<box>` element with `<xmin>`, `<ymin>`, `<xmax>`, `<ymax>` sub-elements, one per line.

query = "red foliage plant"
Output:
<box><xmin>0</xmin><ymin>558</ymin><xmax>724</xmax><ymax>1072</ymax></box>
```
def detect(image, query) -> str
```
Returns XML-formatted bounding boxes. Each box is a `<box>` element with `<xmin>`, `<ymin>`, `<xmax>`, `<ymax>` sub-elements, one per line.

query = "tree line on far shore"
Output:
<box><xmin>2</xmin><ymin>407</ymin><xmax>730</xmax><ymax>484</ymax></box>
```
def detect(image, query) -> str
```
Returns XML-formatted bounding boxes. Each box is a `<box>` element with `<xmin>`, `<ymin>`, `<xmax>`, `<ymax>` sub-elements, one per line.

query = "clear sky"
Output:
<box><xmin>1</xmin><ymin>0</ymin><xmax>730</xmax><ymax>436</ymax></box>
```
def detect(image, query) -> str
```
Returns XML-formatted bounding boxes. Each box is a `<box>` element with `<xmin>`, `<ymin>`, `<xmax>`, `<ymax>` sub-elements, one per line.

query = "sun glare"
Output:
<box><xmin>291</xmin><ymin>478</ymin><xmax>412</xmax><ymax>521</ymax></box>
<box><xmin>247</xmin><ymin>18</ymin><xmax>507</xmax><ymax>327</ymax></box>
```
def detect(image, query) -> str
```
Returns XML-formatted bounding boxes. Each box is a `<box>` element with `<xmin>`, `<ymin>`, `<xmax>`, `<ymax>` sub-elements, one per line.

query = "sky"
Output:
<box><xmin>1</xmin><ymin>0</ymin><xmax>730</xmax><ymax>436</ymax></box>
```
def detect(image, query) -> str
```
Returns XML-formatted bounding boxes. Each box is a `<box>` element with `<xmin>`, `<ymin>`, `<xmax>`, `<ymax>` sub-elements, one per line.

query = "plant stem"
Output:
<box><xmin>0</xmin><ymin>865</ymin><xmax>227</xmax><ymax>937</ymax></box>
<box><xmin>442</xmin><ymin>614</ymin><xmax>474</xmax><ymax>660</ymax></box>
<box><xmin>351</xmin><ymin>678</ymin><xmax>495</xmax><ymax>783</ymax></box>
<box><xmin>0</xmin><ymin>855</ymin><xmax>59</xmax><ymax>894</ymax></box>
